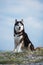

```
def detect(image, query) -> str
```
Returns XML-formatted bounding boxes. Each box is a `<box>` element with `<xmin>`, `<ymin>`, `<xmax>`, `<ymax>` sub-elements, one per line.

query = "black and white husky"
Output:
<box><xmin>14</xmin><ymin>19</ymin><xmax>34</xmax><ymax>52</ymax></box>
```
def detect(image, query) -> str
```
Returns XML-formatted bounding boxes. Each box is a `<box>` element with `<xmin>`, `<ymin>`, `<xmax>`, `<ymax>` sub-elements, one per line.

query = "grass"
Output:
<box><xmin>0</xmin><ymin>47</ymin><xmax>43</xmax><ymax>64</ymax></box>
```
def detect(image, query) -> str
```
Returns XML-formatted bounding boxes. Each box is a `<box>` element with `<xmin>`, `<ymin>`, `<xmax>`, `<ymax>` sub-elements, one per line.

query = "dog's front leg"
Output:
<box><xmin>17</xmin><ymin>43</ymin><xmax>23</xmax><ymax>52</ymax></box>
<box><xmin>14</xmin><ymin>43</ymin><xmax>22</xmax><ymax>52</ymax></box>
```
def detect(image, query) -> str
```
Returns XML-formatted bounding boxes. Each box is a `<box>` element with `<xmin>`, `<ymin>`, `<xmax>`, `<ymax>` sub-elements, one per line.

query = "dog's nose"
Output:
<box><xmin>19</xmin><ymin>27</ymin><xmax>21</xmax><ymax>30</ymax></box>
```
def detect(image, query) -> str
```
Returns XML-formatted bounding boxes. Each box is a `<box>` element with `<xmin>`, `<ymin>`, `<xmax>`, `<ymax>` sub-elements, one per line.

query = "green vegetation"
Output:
<box><xmin>0</xmin><ymin>47</ymin><xmax>43</xmax><ymax>64</ymax></box>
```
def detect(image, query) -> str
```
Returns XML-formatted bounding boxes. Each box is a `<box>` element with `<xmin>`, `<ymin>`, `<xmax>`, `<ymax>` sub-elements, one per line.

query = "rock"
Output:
<box><xmin>0</xmin><ymin>47</ymin><xmax>43</xmax><ymax>64</ymax></box>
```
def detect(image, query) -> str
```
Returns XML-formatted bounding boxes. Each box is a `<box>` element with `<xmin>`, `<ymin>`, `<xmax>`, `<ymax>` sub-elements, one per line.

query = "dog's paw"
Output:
<box><xmin>18</xmin><ymin>49</ymin><xmax>23</xmax><ymax>53</ymax></box>
<box><xmin>14</xmin><ymin>48</ymin><xmax>18</xmax><ymax>53</ymax></box>
<box><xmin>14</xmin><ymin>48</ymin><xmax>23</xmax><ymax>53</ymax></box>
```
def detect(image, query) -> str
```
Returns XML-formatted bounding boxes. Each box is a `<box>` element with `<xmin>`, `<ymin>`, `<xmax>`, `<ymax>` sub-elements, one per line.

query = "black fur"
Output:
<box><xmin>20</xmin><ymin>31</ymin><xmax>34</xmax><ymax>51</ymax></box>
<box><xmin>14</xmin><ymin>20</ymin><xmax>34</xmax><ymax>51</ymax></box>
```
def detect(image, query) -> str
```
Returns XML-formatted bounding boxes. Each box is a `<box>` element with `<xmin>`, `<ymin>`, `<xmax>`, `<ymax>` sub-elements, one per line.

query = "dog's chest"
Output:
<box><xmin>14</xmin><ymin>35</ymin><xmax>23</xmax><ymax>44</ymax></box>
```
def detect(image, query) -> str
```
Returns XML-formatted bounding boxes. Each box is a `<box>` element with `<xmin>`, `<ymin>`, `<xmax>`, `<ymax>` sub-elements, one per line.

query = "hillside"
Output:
<box><xmin>0</xmin><ymin>47</ymin><xmax>43</xmax><ymax>65</ymax></box>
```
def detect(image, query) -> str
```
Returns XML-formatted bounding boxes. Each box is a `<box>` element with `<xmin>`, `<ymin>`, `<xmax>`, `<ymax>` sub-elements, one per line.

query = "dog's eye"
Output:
<box><xmin>20</xmin><ymin>21</ymin><xmax>23</xmax><ymax>25</ymax></box>
<box><xmin>15</xmin><ymin>22</ymin><xmax>19</xmax><ymax>25</ymax></box>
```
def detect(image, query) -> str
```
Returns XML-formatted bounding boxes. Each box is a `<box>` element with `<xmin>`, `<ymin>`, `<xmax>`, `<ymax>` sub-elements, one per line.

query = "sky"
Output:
<box><xmin>0</xmin><ymin>0</ymin><xmax>43</xmax><ymax>51</ymax></box>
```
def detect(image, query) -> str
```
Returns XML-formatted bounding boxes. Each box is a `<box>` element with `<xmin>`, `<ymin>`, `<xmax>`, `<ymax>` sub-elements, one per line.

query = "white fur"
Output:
<box><xmin>14</xmin><ymin>35</ymin><xmax>23</xmax><ymax>45</ymax></box>
<box><xmin>29</xmin><ymin>43</ymin><xmax>31</xmax><ymax>47</ymax></box>
<box><xmin>14</xmin><ymin>22</ymin><xmax>24</xmax><ymax>52</ymax></box>
<box><xmin>14</xmin><ymin>41</ymin><xmax>23</xmax><ymax>52</ymax></box>
<box><xmin>15</xmin><ymin>23</ymin><xmax>23</xmax><ymax>33</ymax></box>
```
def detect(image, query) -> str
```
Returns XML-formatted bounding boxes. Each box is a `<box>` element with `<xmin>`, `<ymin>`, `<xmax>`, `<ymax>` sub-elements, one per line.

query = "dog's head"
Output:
<box><xmin>14</xmin><ymin>19</ymin><xmax>24</xmax><ymax>33</ymax></box>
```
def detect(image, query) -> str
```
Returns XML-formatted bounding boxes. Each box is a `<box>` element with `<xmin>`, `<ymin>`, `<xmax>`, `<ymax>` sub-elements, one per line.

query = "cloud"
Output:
<box><xmin>24</xmin><ymin>17</ymin><xmax>43</xmax><ymax>47</ymax></box>
<box><xmin>24</xmin><ymin>17</ymin><xmax>43</xmax><ymax>30</ymax></box>
<box><xmin>0</xmin><ymin>0</ymin><xmax>43</xmax><ymax>50</ymax></box>
<box><xmin>0</xmin><ymin>0</ymin><xmax>43</xmax><ymax>15</ymax></box>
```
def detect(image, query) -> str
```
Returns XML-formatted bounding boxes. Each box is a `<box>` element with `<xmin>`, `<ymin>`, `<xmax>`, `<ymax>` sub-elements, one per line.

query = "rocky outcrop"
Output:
<box><xmin>0</xmin><ymin>47</ymin><xmax>43</xmax><ymax>65</ymax></box>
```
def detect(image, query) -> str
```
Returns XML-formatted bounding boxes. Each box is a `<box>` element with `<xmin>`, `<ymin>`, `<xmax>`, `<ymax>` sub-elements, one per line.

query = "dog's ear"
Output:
<box><xmin>21</xmin><ymin>19</ymin><xmax>23</xmax><ymax>22</ymax></box>
<box><xmin>15</xmin><ymin>19</ymin><xmax>17</xmax><ymax>22</ymax></box>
